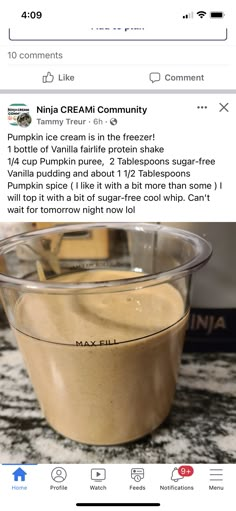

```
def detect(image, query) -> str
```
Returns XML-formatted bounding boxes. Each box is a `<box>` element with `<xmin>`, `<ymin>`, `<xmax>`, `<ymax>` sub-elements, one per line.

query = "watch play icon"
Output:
<box><xmin>91</xmin><ymin>468</ymin><xmax>106</xmax><ymax>481</ymax></box>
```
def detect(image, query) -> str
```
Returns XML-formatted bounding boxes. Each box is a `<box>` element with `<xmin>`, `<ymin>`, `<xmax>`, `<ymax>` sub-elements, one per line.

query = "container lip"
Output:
<box><xmin>0</xmin><ymin>223</ymin><xmax>212</xmax><ymax>292</ymax></box>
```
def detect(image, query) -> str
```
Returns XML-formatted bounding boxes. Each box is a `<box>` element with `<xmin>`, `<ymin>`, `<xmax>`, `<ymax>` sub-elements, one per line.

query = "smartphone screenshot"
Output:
<box><xmin>0</xmin><ymin>2</ymin><xmax>235</xmax><ymax>510</ymax></box>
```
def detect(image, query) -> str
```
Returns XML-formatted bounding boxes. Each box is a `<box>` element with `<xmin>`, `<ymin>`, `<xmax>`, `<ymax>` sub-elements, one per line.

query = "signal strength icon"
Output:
<box><xmin>197</xmin><ymin>11</ymin><xmax>207</xmax><ymax>18</ymax></box>
<box><xmin>183</xmin><ymin>12</ymin><xmax>194</xmax><ymax>19</ymax></box>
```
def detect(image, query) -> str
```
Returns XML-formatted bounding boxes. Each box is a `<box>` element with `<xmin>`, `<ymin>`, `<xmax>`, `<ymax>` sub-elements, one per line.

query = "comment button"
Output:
<box><xmin>149</xmin><ymin>72</ymin><xmax>161</xmax><ymax>83</ymax></box>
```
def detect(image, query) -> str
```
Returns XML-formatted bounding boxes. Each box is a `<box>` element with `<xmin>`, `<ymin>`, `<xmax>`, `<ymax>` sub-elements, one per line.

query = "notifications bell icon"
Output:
<box><xmin>171</xmin><ymin>467</ymin><xmax>184</xmax><ymax>482</ymax></box>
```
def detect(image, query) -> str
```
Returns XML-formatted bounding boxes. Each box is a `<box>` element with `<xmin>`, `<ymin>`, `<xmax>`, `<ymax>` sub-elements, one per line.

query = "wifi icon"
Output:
<box><xmin>197</xmin><ymin>10</ymin><xmax>207</xmax><ymax>18</ymax></box>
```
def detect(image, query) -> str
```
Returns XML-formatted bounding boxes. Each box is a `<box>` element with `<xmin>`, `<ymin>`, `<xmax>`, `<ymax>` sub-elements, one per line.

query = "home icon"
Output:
<box><xmin>12</xmin><ymin>467</ymin><xmax>27</xmax><ymax>482</ymax></box>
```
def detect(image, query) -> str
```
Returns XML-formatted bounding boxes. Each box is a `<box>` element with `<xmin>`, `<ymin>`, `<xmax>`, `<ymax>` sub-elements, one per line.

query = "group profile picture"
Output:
<box><xmin>8</xmin><ymin>103</ymin><xmax>32</xmax><ymax>127</ymax></box>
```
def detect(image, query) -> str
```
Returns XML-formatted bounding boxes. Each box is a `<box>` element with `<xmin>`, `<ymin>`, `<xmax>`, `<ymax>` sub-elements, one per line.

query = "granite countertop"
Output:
<box><xmin>0</xmin><ymin>316</ymin><xmax>236</xmax><ymax>464</ymax></box>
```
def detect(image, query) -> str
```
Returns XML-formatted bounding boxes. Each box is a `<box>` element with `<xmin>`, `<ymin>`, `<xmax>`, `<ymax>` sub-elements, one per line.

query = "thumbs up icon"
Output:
<box><xmin>42</xmin><ymin>72</ymin><xmax>54</xmax><ymax>83</ymax></box>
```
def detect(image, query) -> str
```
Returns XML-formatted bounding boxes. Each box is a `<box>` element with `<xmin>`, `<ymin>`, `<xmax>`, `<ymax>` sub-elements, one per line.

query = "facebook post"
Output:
<box><xmin>1</xmin><ymin>94</ymin><xmax>234</xmax><ymax>222</ymax></box>
<box><xmin>0</xmin><ymin>0</ymin><xmax>235</xmax><ymax>510</ymax></box>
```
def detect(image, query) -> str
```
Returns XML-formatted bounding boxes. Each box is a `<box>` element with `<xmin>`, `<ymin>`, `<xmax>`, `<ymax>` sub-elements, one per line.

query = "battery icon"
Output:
<box><xmin>210</xmin><ymin>12</ymin><xmax>224</xmax><ymax>18</ymax></box>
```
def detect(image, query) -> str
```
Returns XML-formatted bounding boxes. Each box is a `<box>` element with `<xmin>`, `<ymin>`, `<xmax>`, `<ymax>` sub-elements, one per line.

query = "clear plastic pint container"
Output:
<box><xmin>0</xmin><ymin>223</ymin><xmax>212</xmax><ymax>445</ymax></box>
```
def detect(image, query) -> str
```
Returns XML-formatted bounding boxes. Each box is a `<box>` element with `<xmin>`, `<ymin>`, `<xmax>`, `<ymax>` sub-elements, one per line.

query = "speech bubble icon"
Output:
<box><xmin>149</xmin><ymin>72</ymin><xmax>161</xmax><ymax>83</ymax></box>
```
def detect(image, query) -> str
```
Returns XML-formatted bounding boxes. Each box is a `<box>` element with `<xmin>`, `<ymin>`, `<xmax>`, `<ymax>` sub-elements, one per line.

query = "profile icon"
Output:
<box><xmin>17</xmin><ymin>112</ymin><xmax>32</xmax><ymax>127</ymax></box>
<box><xmin>51</xmin><ymin>466</ymin><xmax>67</xmax><ymax>482</ymax></box>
